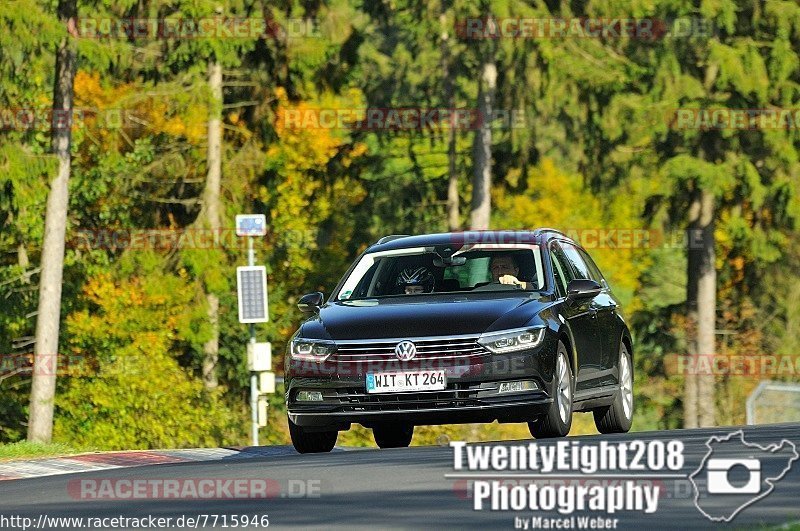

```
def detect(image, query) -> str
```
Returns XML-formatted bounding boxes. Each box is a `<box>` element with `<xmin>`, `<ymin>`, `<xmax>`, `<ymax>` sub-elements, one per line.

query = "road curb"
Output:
<box><xmin>0</xmin><ymin>446</ymin><xmax>305</xmax><ymax>481</ymax></box>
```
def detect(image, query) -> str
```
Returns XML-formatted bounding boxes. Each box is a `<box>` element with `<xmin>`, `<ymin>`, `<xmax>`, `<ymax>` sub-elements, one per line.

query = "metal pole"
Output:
<box><xmin>248</xmin><ymin>236</ymin><xmax>259</xmax><ymax>446</ymax></box>
<box><xmin>746</xmin><ymin>381</ymin><xmax>767</xmax><ymax>426</ymax></box>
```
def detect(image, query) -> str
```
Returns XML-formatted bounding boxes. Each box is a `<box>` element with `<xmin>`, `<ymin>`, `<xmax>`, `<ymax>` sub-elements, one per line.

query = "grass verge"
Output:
<box><xmin>0</xmin><ymin>441</ymin><xmax>90</xmax><ymax>461</ymax></box>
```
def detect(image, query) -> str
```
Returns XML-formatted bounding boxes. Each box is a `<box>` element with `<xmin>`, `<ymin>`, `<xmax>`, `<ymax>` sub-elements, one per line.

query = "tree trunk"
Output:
<box><xmin>18</xmin><ymin>243</ymin><xmax>29</xmax><ymax>271</ymax></box>
<box><xmin>440</xmin><ymin>10</ymin><xmax>459</xmax><ymax>231</ymax></box>
<box><xmin>683</xmin><ymin>190</ymin><xmax>701</xmax><ymax>429</ymax></box>
<box><xmin>470</xmin><ymin>38</ymin><xmax>496</xmax><ymax>230</ymax></box>
<box><xmin>28</xmin><ymin>0</ymin><xmax>77</xmax><ymax>443</ymax></box>
<box><xmin>201</xmin><ymin>60</ymin><xmax>223</xmax><ymax>390</ymax></box>
<box><xmin>685</xmin><ymin>64</ymin><xmax>720</xmax><ymax>428</ymax></box>
<box><xmin>696</xmin><ymin>189</ymin><xmax>716</xmax><ymax>427</ymax></box>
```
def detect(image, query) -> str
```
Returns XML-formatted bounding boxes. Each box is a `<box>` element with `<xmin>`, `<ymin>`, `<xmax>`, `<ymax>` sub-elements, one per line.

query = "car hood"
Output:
<box><xmin>301</xmin><ymin>293</ymin><xmax>552</xmax><ymax>340</ymax></box>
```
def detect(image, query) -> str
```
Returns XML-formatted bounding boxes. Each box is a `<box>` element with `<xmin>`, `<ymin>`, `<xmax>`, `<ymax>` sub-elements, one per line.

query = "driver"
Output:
<box><xmin>489</xmin><ymin>254</ymin><xmax>528</xmax><ymax>289</ymax></box>
<box><xmin>396</xmin><ymin>266</ymin><xmax>435</xmax><ymax>295</ymax></box>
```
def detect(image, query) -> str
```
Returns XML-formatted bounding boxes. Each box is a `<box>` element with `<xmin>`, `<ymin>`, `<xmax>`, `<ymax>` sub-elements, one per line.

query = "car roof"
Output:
<box><xmin>367</xmin><ymin>229</ymin><xmax>576</xmax><ymax>253</ymax></box>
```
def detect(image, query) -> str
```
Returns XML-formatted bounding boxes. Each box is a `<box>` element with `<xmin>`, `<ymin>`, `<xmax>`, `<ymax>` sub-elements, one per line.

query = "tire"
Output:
<box><xmin>373</xmin><ymin>424</ymin><xmax>414</xmax><ymax>448</ymax></box>
<box><xmin>593</xmin><ymin>341</ymin><xmax>634</xmax><ymax>434</ymax></box>
<box><xmin>529</xmin><ymin>341</ymin><xmax>573</xmax><ymax>439</ymax></box>
<box><xmin>288</xmin><ymin>416</ymin><xmax>338</xmax><ymax>454</ymax></box>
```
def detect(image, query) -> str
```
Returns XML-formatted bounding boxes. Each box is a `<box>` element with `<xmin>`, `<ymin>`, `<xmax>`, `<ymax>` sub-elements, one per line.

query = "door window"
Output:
<box><xmin>576</xmin><ymin>247</ymin><xmax>607</xmax><ymax>287</ymax></box>
<box><xmin>560</xmin><ymin>242</ymin><xmax>593</xmax><ymax>281</ymax></box>
<box><xmin>549</xmin><ymin>243</ymin><xmax>573</xmax><ymax>297</ymax></box>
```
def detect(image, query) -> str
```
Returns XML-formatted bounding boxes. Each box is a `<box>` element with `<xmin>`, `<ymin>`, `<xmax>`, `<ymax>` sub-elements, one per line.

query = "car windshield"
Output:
<box><xmin>335</xmin><ymin>245</ymin><xmax>545</xmax><ymax>300</ymax></box>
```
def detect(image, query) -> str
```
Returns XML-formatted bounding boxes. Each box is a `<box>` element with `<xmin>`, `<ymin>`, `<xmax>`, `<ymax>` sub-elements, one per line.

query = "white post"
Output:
<box><xmin>236</xmin><ymin>215</ymin><xmax>268</xmax><ymax>446</ymax></box>
<box><xmin>248</xmin><ymin>236</ymin><xmax>259</xmax><ymax>446</ymax></box>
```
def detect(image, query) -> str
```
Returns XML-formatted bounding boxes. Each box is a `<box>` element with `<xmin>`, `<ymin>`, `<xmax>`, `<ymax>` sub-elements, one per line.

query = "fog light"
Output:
<box><xmin>498</xmin><ymin>380</ymin><xmax>539</xmax><ymax>393</ymax></box>
<box><xmin>296</xmin><ymin>390</ymin><xmax>324</xmax><ymax>402</ymax></box>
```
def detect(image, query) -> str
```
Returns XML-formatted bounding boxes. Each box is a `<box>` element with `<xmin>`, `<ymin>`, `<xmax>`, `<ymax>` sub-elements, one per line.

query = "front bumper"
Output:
<box><xmin>288</xmin><ymin>383</ymin><xmax>553</xmax><ymax>430</ymax></box>
<box><xmin>285</xmin><ymin>334</ymin><xmax>559</xmax><ymax>431</ymax></box>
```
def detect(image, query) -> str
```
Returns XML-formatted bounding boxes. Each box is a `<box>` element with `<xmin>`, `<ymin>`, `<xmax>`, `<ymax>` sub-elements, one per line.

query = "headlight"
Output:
<box><xmin>290</xmin><ymin>339</ymin><xmax>336</xmax><ymax>361</ymax></box>
<box><xmin>477</xmin><ymin>327</ymin><xmax>546</xmax><ymax>354</ymax></box>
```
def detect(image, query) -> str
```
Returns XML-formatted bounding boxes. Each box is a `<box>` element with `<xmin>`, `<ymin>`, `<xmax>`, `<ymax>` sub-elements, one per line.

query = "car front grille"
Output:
<box><xmin>330</xmin><ymin>335</ymin><xmax>486</xmax><ymax>363</ymax></box>
<box><xmin>334</xmin><ymin>385</ymin><xmax>483</xmax><ymax>411</ymax></box>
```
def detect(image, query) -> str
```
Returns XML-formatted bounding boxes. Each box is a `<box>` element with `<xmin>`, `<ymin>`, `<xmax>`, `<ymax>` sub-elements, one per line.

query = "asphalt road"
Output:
<box><xmin>1</xmin><ymin>423</ymin><xmax>799</xmax><ymax>530</ymax></box>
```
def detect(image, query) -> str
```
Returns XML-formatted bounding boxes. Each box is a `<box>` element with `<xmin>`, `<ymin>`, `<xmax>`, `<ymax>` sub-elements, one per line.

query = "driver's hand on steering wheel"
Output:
<box><xmin>498</xmin><ymin>275</ymin><xmax>527</xmax><ymax>289</ymax></box>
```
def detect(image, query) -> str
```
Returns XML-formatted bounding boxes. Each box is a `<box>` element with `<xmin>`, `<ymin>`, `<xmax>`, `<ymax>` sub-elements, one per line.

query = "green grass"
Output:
<box><xmin>0</xmin><ymin>441</ymin><xmax>90</xmax><ymax>461</ymax></box>
<box><xmin>766</xmin><ymin>521</ymin><xmax>800</xmax><ymax>530</ymax></box>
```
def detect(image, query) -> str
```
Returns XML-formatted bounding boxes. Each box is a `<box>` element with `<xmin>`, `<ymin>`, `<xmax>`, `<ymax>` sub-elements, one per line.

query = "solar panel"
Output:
<box><xmin>237</xmin><ymin>266</ymin><xmax>269</xmax><ymax>323</ymax></box>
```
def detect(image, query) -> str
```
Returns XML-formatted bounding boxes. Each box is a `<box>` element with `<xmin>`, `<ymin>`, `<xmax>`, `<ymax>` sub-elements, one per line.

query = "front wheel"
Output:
<box><xmin>593</xmin><ymin>341</ymin><xmax>633</xmax><ymax>434</ymax></box>
<box><xmin>529</xmin><ymin>341</ymin><xmax>573</xmax><ymax>439</ymax></box>
<box><xmin>288</xmin><ymin>416</ymin><xmax>338</xmax><ymax>454</ymax></box>
<box><xmin>373</xmin><ymin>424</ymin><xmax>414</xmax><ymax>448</ymax></box>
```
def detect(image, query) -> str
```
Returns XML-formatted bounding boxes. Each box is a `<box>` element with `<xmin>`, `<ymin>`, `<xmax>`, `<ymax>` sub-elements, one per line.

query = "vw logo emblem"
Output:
<box><xmin>395</xmin><ymin>340</ymin><xmax>417</xmax><ymax>361</ymax></box>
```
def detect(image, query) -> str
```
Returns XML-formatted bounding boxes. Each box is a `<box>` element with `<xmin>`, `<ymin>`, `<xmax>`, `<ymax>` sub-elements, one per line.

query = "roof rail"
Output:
<box><xmin>375</xmin><ymin>234</ymin><xmax>410</xmax><ymax>245</ymax></box>
<box><xmin>534</xmin><ymin>227</ymin><xmax>570</xmax><ymax>238</ymax></box>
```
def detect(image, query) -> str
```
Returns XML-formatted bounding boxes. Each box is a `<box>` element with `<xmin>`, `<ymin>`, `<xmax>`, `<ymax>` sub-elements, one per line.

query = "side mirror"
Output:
<box><xmin>566</xmin><ymin>279</ymin><xmax>602</xmax><ymax>301</ymax></box>
<box><xmin>297</xmin><ymin>292</ymin><xmax>324</xmax><ymax>313</ymax></box>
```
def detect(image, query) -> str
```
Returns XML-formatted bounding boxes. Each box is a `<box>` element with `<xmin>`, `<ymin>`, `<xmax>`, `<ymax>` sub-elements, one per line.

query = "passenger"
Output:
<box><xmin>396</xmin><ymin>267</ymin><xmax>435</xmax><ymax>294</ymax></box>
<box><xmin>489</xmin><ymin>254</ymin><xmax>528</xmax><ymax>289</ymax></box>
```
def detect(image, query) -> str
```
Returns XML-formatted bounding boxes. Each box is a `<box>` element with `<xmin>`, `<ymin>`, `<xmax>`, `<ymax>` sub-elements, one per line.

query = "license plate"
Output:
<box><xmin>366</xmin><ymin>370</ymin><xmax>447</xmax><ymax>393</ymax></box>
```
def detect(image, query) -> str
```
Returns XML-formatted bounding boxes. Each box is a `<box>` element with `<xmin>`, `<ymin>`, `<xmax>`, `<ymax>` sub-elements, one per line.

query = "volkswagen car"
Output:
<box><xmin>284</xmin><ymin>229</ymin><xmax>634</xmax><ymax>453</ymax></box>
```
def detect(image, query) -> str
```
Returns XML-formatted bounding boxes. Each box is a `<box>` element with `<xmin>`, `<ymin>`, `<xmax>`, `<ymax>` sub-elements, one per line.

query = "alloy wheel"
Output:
<box><xmin>620</xmin><ymin>349</ymin><xmax>633</xmax><ymax>420</ymax></box>
<box><xmin>556</xmin><ymin>353</ymin><xmax>572</xmax><ymax>424</ymax></box>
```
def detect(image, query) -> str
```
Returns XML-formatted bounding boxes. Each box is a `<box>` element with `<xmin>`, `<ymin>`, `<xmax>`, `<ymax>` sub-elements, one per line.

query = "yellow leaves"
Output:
<box><xmin>332</xmin><ymin>176</ymin><xmax>367</xmax><ymax>204</ymax></box>
<box><xmin>494</xmin><ymin>158</ymin><xmax>596</xmax><ymax>228</ymax></box>
<box><xmin>343</xmin><ymin>142</ymin><xmax>368</xmax><ymax>167</ymax></box>
<box><xmin>273</xmin><ymin>109</ymin><xmax>341</xmax><ymax>169</ymax></box>
<box><xmin>265</xmin><ymin>88</ymin><xmax>368</xmax><ymax>275</ymax></box>
<box><xmin>72</xmin><ymin>71</ymin><xmax>138</xmax><ymax>148</ymax></box>
<box><xmin>730</xmin><ymin>256</ymin><xmax>745</xmax><ymax>271</ymax></box>
<box><xmin>77</xmin><ymin>273</ymin><xmax>187</xmax><ymax>329</ymax></box>
<box><xmin>142</xmin><ymin>99</ymin><xmax>206</xmax><ymax>143</ymax></box>
<box><xmin>83</xmin><ymin>273</ymin><xmax>127</xmax><ymax>305</ymax></box>
<box><xmin>505</xmin><ymin>167</ymin><xmax>522</xmax><ymax>188</ymax></box>
<box><xmin>129</xmin><ymin>289</ymin><xmax>144</xmax><ymax>306</ymax></box>
<box><xmin>74</xmin><ymin>71</ymin><xmax>104</xmax><ymax>105</ymax></box>
<box><xmin>494</xmin><ymin>159</ymin><xmax>650</xmax><ymax>311</ymax></box>
<box><xmin>74</xmin><ymin>71</ymin><xmax>132</xmax><ymax>109</ymax></box>
<box><xmin>271</xmin><ymin>86</ymin><xmax>366</xmax><ymax>171</ymax></box>
<box><xmin>73</xmin><ymin>70</ymin><xmax>209</xmax><ymax>145</ymax></box>
<box><xmin>139</xmin><ymin>331</ymin><xmax>160</xmax><ymax>348</ymax></box>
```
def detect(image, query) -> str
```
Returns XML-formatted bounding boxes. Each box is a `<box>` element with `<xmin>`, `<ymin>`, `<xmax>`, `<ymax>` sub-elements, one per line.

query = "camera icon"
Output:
<box><xmin>707</xmin><ymin>458</ymin><xmax>761</xmax><ymax>494</ymax></box>
<box><xmin>691</xmin><ymin>430</ymin><xmax>798</xmax><ymax>522</ymax></box>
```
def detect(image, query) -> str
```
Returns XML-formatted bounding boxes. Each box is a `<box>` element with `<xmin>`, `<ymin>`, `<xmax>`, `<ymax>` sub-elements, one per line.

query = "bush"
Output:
<box><xmin>54</xmin><ymin>263</ymin><xmax>247</xmax><ymax>450</ymax></box>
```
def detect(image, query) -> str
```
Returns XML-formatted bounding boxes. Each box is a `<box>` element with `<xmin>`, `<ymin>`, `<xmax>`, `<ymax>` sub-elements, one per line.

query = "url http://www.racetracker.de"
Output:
<box><xmin>0</xmin><ymin>513</ymin><xmax>271</xmax><ymax>530</ymax></box>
